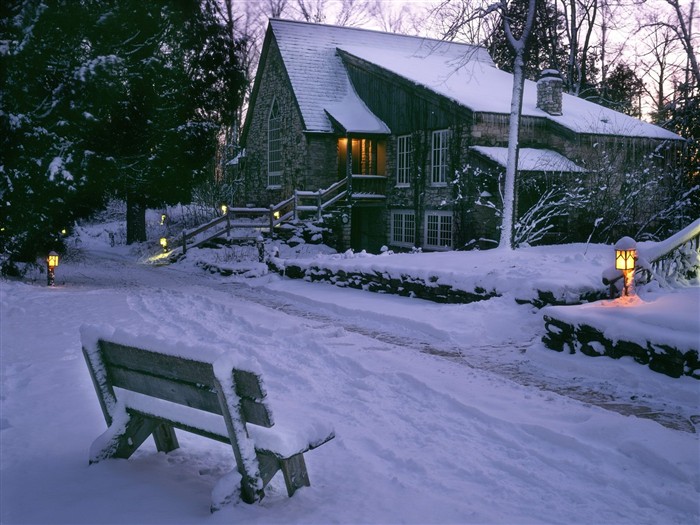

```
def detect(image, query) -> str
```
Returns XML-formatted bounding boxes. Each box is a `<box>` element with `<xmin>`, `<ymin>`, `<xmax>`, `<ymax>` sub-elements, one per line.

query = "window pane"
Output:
<box><xmin>425</xmin><ymin>212</ymin><xmax>452</xmax><ymax>249</ymax></box>
<box><xmin>397</xmin><ymin>135</ymin><xmax>411</xmax><ymax>186</ymax></box>
<box><xmin>426</xmin><ymin>215</ymin><xmax>439</xmax><ymax>246</ymax></box>
<box><xmin>392</xmin><ymin>211</ymin><xmax>415</xmax><ymax>246</ymax></box>
<box><xmin>268</xmin><ymin>100</ymin><xmax>282</xmax><ymax>186</ymax></box>
<box><xmin>431</xmin><ymin>130</ymin><xmax>449</xmax><ymax>185</ymax></box>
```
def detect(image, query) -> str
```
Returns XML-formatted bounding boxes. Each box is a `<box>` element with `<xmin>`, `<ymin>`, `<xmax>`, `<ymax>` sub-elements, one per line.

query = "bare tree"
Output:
<box><xmin>662</xmin><ymin>0</ymin><xmax>699</xmax><ymax>90</ymax></box>
<box><xmin>499</xmin><ymin>0</ymin><xmax>538</xmax><ymax>250</ymax></box>
<box><xmin>637</xmin><ymin>16</ymin><xmax>685</xmax><ymax>123</ymax></box>
<box><xmin>558</xmin><ymin>0</ymin><xmax>599</xmax><ymax>97</ymax></box>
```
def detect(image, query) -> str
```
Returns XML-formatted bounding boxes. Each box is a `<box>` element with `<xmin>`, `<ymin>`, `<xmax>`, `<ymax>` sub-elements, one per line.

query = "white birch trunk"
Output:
<box><xmin>498</xmin><ymin>52</ymin><xmax>526</xmax><ymax>251</ymax></box>
<box><xmin>497</xmin><ymin>0</ymin><xmax>536</xmax><ymax>251</ymax></box>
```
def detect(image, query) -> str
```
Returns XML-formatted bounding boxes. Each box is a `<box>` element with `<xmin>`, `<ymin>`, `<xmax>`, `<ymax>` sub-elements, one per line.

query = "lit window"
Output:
<box><xmin>431</xmin><ymin>130</ymin><xmax>450</xmax><ymax>186</ymax></box>
<box><xmin>391</xmin><ymin>210</ymin><xmax>415</xmax><ymax>247</ymax></box>
<box><xmin>425</xmin><ymin>211</ymin><xmax>452</xmax><ymax>249</ymax></box>
<box><xmin>396</xmin><ymin>135</ymin><xmax>412</xmax><ymax>187</ymax></box>
<box><xmin>268</xmin><ymin>99</ymin><xmax>282</xmax><ymax>188</ymax></box>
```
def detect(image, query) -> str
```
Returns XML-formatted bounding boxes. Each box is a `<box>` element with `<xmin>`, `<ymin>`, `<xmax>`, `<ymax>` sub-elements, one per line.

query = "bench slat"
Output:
<box><xmin>101</xmin><ymin>341</ymin><xmax>268</xmax><ymax>401</ymax></box>
<box><xmin>110</xmin><ymin>366</ymin><xmax>223</xmax><ymax>414</ymax></box>
<box><xmin>241</xmin><ymin>398</ymin><xmax>272</xmax><ymax>427</ymax></box>
<box><xmin>233</xmin><ymin>369</ymin><xmax>266</xmax><ymax>400</ymax></box>
<box><xmin>100</xmin><ymin>341</ymin><xmax>216</xmax><ymax>386</ymax></box>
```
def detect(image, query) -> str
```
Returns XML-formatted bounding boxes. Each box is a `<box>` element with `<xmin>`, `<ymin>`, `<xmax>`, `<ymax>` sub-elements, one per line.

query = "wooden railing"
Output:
<box><xmin>294</xmin><ymin>179</ymin><xmax>347</xmax><ymax>221</ymax></box>
<box><xmin>164</xmin><ymin>180</ymin><xmax>349</xmax><ymax>258</ymax></box>
<box><xmin>350</xmin><ymin>175</ymin><xmax>387</xmax><ymax>200</ymax></box>
<box><xmin>604</xmin><ymin>218</ymin><xmax>700</xmax><ymax>295</ymax></box>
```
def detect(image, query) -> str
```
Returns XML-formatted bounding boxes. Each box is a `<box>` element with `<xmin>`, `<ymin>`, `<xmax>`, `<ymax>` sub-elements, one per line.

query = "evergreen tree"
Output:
<box><xmin>1</xmin><ymin>0</ymin><xmax>106</xmax><ymax>271</ymax></box>
<box><xmin>487</xmin><ymin>0</ymin><xmax>567</xmax><ymax>80</ymax></box>
<box><xmin>1</xmin><ymin>0</ymin><xmax>246</xmax><ymax>272</ymax></box>
<box><xmin>596</xmin><ymin>62</ymin><xmax>644</xmax><ymax>117</ymax></box>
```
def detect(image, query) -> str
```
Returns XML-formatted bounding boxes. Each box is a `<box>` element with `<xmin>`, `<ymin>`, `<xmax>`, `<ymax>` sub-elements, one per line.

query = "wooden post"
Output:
<box><xmin>346</xmin><ymin>135</ymin><xmax>353</xmax><ymax>203</ymax></box>
<box><xmin>182</xmin><ymin>230</ymin><xmax>187</xmax><ymax>254</ymax></box>
<box><xmin>269</xmin><ymin>205</ymin><xmax>275</xmax><ymax>235</ymax></box>
<box><xmin>317</xmin><ymin>189</ymin><xmax>322</xmax><ymax>221</ymax></box>
<box><xmin>225</xmin><ymin>210</ymin><xmax>231</xmax><ymax>238</ymax></box>
<box><xmin>293</xmin><ymin>190</ymin><xmax>298</xmax><ymax>221</ymax></box>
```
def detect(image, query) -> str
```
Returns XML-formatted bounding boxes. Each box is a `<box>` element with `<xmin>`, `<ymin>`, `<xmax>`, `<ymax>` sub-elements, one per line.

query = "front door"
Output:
<box><xmin>351</xmin><ymin>207</ymin><xmax>385</xmax><ymax>253</ymax></box>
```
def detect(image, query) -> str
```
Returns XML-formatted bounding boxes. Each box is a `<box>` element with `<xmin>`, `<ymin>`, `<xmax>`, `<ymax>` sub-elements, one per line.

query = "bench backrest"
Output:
<box><xmin>97</xmin><ymin>340</ymin><xmax>272</xmax><ymax>428</ymax></box>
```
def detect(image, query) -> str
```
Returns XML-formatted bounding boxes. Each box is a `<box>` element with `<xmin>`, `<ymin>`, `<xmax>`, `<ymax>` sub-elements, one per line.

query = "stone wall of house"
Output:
<box><xmin>305</xmin><ymin>134</ymin><xmax>339</xmax><ymax>192</ymax></box>
<box><xmin>241</xmin><ymin>38</ymin><xmax>309</xmax><ymax>208</ymax></box>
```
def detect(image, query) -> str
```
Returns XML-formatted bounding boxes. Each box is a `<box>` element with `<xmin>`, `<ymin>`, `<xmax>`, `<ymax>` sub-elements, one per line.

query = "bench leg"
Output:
<box><xmin>152</xmin><ymin>423</ymin><xmax>179</xmax><ymax>453</ymax></box>
<box><xmin>280</xmin><ymin>453</ymin><xmax>310</xmax><ymax>497</ymax></box>
<box><xmin>90</xmin><ymin>413</ymin><xmax>159</xmax><ymax>463</ymax></box>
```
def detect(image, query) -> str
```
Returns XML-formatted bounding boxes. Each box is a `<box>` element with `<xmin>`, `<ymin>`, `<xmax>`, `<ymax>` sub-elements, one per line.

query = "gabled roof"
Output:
<box><xmin>269</xmin><ymin>18</ymin><xmax>490</xmax><ymax>134</ymax></box>
<box><xmin>268</xmin><ymin>19</ymin><xmax>681</xmax><ymax>142</ymax></box>
<box><xmin>471</xmin><ymin>146</ymin><xmax>587</xmax><ymax>173</ymax></box>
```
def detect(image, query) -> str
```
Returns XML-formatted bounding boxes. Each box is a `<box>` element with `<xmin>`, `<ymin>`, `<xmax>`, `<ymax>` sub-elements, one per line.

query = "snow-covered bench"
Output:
<box><xmin>80</xmin><ymin>326</ymin><xmax>334</xmax><ymax>511</ymax></box>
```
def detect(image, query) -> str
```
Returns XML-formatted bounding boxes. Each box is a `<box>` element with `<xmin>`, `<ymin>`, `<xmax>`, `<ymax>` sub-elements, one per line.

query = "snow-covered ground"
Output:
<box><xmin>1</xmin><ymin>228</ymin><xmax>699</xmax><ymax>524</ymax></box>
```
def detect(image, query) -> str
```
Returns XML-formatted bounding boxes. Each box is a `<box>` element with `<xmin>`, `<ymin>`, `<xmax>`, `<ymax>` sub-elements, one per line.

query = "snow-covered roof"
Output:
<box><xmin>471</xmin><ymin>146</ymin><xmax>587</xmax><ymax>173</ymax></box>
<box><xmin>269</xmin><ymin>19</ymin><xmax>680</xmax><ymax>141</ymax></box>
<box><xmin>324</xmin><ymin>92</ymin><xmax>390</xmax><ymax>134</ymax></box>
<box><xmin>338</xmin><ymin>44</ymin><xmax>681</xmax><ymax>140</ymax></box>
<box><xmin>269</xmin><ymin>19</ymin><xmax>491</xmax><ymax>133</ymax></box>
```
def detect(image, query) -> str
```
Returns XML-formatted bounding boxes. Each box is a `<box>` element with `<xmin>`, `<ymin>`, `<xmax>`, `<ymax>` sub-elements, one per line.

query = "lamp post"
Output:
<box><xmin>221</xmin><ymin>204</ymin><xmax>228</xmax><ymax>216</ymax></box>
<box><xmin>160</xmin><ymin>237</ymin><xmax>168</xmax><ymax>253</ymax></box>
<box><xmin>46</xmin><ymin>251</ymin><xmax>59</xmax><ymax>286</ymax></box>
<box><xmin>614</xmin><ymin>236</ymin><xmax>637</xmax><ymax>297</ymax></box>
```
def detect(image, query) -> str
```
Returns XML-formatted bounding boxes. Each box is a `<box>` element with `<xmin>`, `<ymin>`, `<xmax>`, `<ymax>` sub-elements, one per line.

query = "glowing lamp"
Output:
<box><xmin>160</xmin><ymin>214</ymin><xmax>167</xmax><ymax>226</ymax></box>
<box><xmin>614</xmin><ymin>236</ymin><xmax>637</xmax><ymax>297</ymax></box>
<box><xmin>615</xmin><ymin>237</ymin><xmax>637</xmax><ymax>271</ymax></box>
<box><xmin>273</xmin><ymin>210</ymin><xmax>280</xmax><ymax>220</ymax></box>
<box><xmin>47</xmin><ymin>251</ymin><xmax>59</xmax><ymax>269</ymax></box>
<box><xmin>160</xmin><ymin>237</ymin><xmax>168</xmax><ymax>253</ymax></box>
<box><xmin>221</xmin><ymin>204</ymin><xmax>228</xmax><ymax>215</ymax></box>
<box><xmin>46</xmin><ymin>251</ymin><xmax>59</xmax><ymax>286</ymax></box>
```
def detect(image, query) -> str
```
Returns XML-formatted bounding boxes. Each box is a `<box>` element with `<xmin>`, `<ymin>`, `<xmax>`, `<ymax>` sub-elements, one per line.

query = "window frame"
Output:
<box><xmin>267</xmin><ymin>99</ymin><xmax>282</xmax><ymax>189</ymax></box>
<box><xmin>396</xmin><ymin>134</ymin><xmax>412</xmax><ymax>187</ymax></box>
<box><xmin>390</xmin><ymin>209</ymin><xmax>416</xmax><ymax>248</ymax></box>
<box><xmin>430</xmin><ymin>129</ymin><xmax>450</xmax><ymax>186</ymax></box>
<box><xmin>424</xmin><ymin>210</ymin><xmax>453</xmax><ymax>250</ymax></box>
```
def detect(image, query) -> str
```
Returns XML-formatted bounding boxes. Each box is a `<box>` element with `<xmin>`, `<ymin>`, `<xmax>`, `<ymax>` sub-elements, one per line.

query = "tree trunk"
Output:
<box><xmin>498</xmin><ymin>0</ymin><xmax>536</xmax><ymax>250</ymax></box>
<box><xmin>499</xmin><ymin>51</ymin><xmax>526</xmax><ymax>251</ymax></box>
<box><xmin>126</xmin><ymin>194</ymin><xmax>147</xmax><ymax>244</ymax></box>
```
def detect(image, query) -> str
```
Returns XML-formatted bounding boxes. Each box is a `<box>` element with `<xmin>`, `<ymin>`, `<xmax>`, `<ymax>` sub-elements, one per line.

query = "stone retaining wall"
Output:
<box><xmin>542</xmin><ymin>314</ymin><xmax>699</xmax><ymax>379</ymax></box>
<box><xmin>273</xmin><ymin>260</ymin><xmax>499</xmax><ymax>304</ymax></box>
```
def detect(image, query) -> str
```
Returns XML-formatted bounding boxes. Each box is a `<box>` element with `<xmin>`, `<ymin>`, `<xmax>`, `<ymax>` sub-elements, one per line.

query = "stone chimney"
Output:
<box><xmin>536</xmin><ymin>69</ymin><xmax>563</xmax><ymax>116</ymax></box>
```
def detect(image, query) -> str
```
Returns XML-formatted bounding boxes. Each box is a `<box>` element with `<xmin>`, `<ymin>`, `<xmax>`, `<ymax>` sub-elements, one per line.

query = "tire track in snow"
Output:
<box><xmin>222</xmin><ymin>282</ymin><xmax>698</xmax><ymax>434</ymax></box>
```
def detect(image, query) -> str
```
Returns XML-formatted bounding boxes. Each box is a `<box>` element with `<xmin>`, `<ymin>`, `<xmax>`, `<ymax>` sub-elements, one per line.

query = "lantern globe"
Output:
<box><xmin>47</xmin><ymin>251</ymin><xmax>59</xmax><ymax>269</ymax></box>
<box><xmin>614</xmin><ymin>237</ymin><xmax>637</xmax><ymax>271</ymax></box>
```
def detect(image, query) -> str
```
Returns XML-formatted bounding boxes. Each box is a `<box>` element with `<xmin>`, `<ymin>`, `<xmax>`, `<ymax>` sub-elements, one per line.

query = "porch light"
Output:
<box><xmin>273</xmin><ymin>210</ymin><xmax>280</xmax><ymax>220</ymax></box>
<box><xmin>160</xmin><ymin>237</ymin><xmax>168</xmax><ymax>253</ymax></box>
<box><xmin>47</xmin><ymin>251</ymin><xmax>59</xmax><ymax>286</ymax></box>
<box><xmin>614</xmin><ymin>236</ymin><xmax>637</xmax><ymax>296</ymax></box>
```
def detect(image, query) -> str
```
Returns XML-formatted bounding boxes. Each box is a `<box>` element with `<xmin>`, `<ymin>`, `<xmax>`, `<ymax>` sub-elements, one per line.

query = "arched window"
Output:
<box><xmin>268</xmin><ymin>99</ymin><xmax>282</xmax><ymax>187</ymax></box>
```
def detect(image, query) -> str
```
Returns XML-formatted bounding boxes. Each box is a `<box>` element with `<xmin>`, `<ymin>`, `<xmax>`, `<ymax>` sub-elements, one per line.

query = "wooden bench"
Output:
<box><xmin>81</xmin><ymin>329</ymin><xmax>334</xmax><ymax>510</ymax></box>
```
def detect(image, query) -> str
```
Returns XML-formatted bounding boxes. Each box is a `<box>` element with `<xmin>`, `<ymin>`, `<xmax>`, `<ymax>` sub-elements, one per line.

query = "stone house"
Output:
<box><xmin>239</xmin><ymin>19</ymin><xmax>683</xmax><ymax>252</ymax></box>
